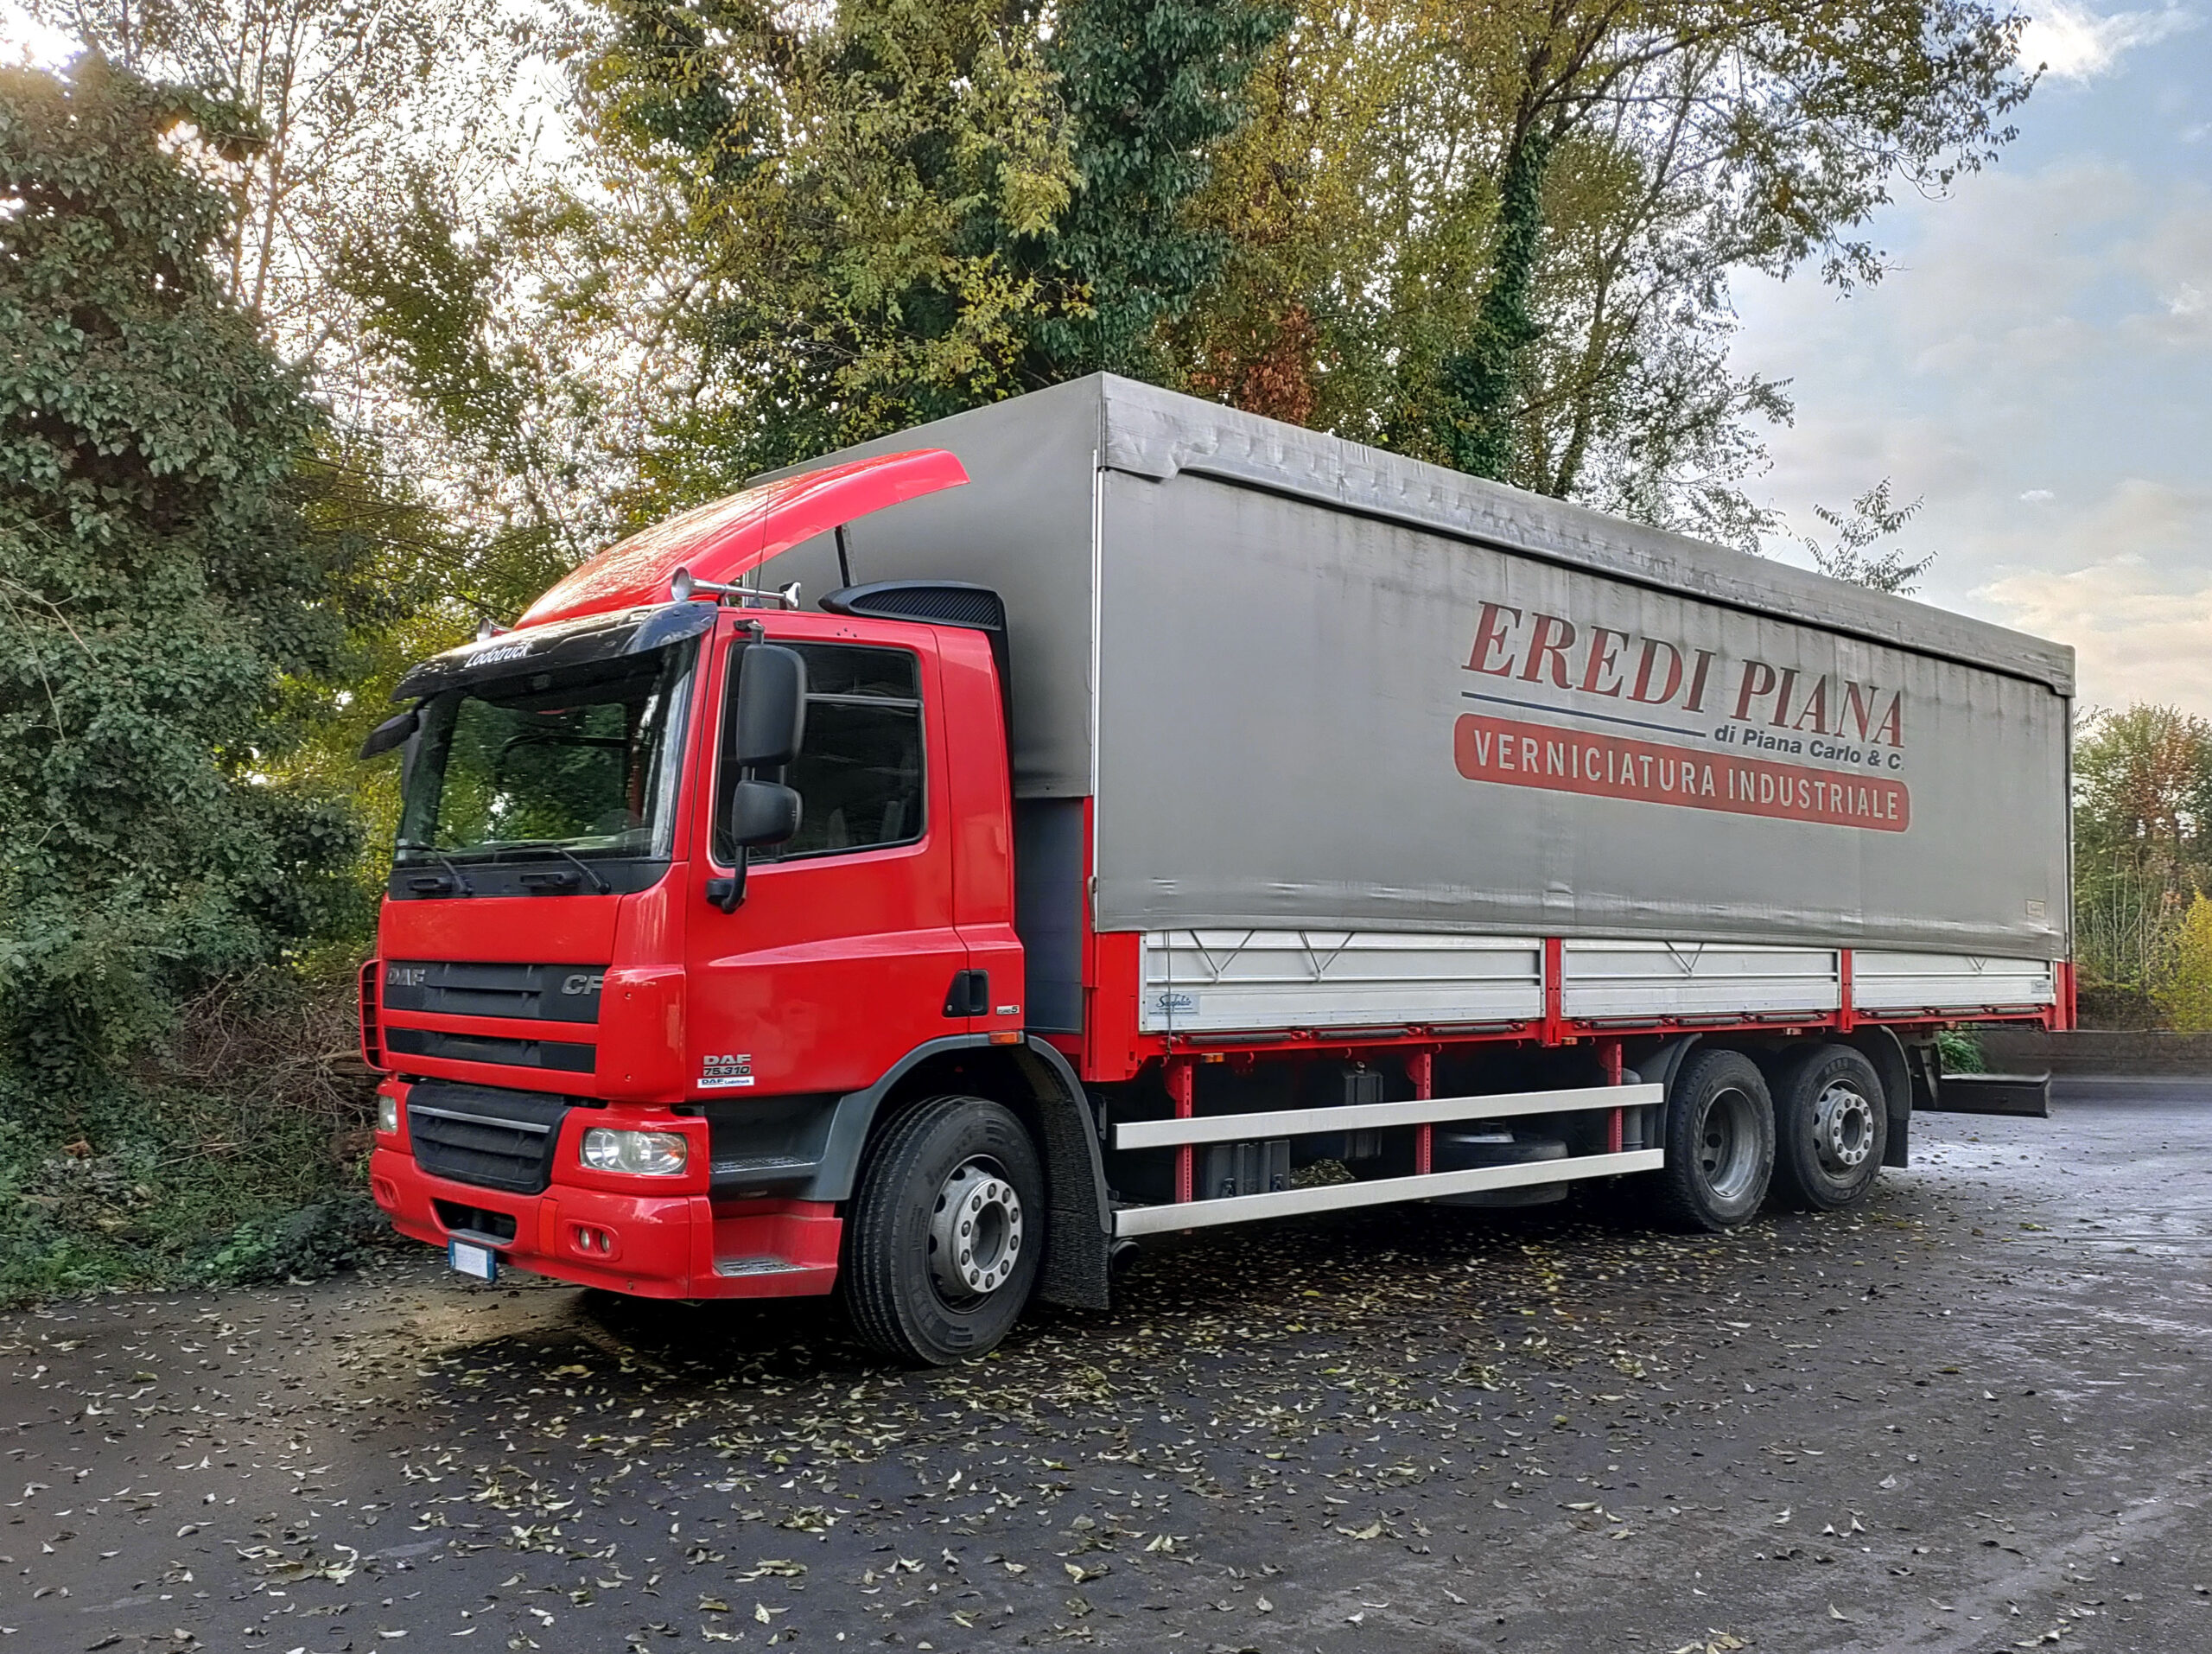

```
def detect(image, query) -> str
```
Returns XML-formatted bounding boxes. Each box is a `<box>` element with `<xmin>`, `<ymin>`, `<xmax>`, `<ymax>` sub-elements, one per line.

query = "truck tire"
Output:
<box><xmin>1648</xmin><ymin>1048</ymin><xmax>1774</xmax><ymax>1231</ymax></box>
<box><xmin>1770</xmin><ymin>1044</ymin><xmax>1887</xmax><ymax>1211</ymax></box>
<box><xmin>840</xmin><ymin>1094</ymin><xmax>1044</xmax><ymax>1365</ymax></box>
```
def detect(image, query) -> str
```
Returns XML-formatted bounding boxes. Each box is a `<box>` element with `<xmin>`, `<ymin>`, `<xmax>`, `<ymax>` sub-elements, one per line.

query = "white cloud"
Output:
<box><xmin>2020</xmin><ymin>3</ymin><xmax>2200</xmax><ymax>83</ymax></box>
<box><xmin>1978</xmin><ymin>480</ymin><xmax>2212</xmax><ymax>713</ymax></box>
<box><xmin>2022</xmin><ymin>488</ymin><xmax>2057</xmax><ymax>500</ymax></box>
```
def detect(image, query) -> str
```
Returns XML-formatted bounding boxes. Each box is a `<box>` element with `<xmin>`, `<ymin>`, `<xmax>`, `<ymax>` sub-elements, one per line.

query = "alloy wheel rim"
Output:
<box><xmin>1814</xmin><ymin>1081</ymin><xmax>1877</xmax><ymax>1174</ymax></box>
<box><xmin>928</xmin><ymin>1159</ymin><xmax>1023</xmax><ymax>1303</ymax></box>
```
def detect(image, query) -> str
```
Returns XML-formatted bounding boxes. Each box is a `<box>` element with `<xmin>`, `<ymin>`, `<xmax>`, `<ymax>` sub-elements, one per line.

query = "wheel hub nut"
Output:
<box><xmin>929</xmin><ymin>1163</ymin><xmax>1022</xmax><ymax>1300</ymax></box>
<box><xmin>1816</xmin><ymin>1084</ymin><xmax>1875</xmax><ymax>1170</ymax></box>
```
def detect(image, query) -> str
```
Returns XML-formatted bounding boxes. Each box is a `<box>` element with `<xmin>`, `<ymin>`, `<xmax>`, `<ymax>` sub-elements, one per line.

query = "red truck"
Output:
<box><xmin>359</xmin><ymin>376</ymin><xmax>2073</xmax><ymax>1363</ymax></box>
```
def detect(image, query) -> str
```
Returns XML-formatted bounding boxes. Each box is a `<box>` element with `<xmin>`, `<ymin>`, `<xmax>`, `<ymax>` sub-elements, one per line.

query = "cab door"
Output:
<box><xmin>684</xmin><ymin>623</ymin><xmax>970</xmax><ymax>1099</ymax></box>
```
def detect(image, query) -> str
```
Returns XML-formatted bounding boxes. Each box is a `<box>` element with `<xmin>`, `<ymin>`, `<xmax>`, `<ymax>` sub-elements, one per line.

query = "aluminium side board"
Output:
<box><xmin>752</xmin><ymin>375</ymin><xmax>2074</xmax><ymax>1036</ymax></box>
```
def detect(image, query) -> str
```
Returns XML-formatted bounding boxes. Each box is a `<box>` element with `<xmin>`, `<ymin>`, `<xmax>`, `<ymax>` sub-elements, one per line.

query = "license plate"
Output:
<box><xmin>448</xmin><ymin>1238</ymin><xmax>498</xmax><ymax>1282</ymax></box>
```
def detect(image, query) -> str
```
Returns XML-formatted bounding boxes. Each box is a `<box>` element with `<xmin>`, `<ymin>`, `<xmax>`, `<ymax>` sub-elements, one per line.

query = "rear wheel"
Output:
<box><xmin>1648</xmin><ymin>1048</ymin><xmax>1774</xmax><ymax>1231</ymax></box>
<box><xmin>1770</xmin><ymin>1044</ymin><xmax>1887</xmax><ymax>1211</ymax></box>
<box><xmin>840</xmin><ymin>1095</ymin><xmax>1043</xmax><ymax>1365</ymax></box>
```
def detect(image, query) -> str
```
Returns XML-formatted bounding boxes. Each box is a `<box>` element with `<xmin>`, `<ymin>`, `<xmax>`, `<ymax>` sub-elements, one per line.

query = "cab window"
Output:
<box><xmin>714</xmin><ymin>642</ymin><xmax>925</xmax><ymax>864</ymax></box>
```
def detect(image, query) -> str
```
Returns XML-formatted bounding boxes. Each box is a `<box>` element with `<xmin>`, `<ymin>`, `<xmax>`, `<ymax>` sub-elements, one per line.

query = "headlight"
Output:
<box><xmin>581</xmin><ymin>1127</ymin><xmax>690</xmax><ymax>1176</ymax></box>
<box><xmin>376</xmin><ymin>1093</ymin><xmax>399</xmax><ymax>1136</ymax></box>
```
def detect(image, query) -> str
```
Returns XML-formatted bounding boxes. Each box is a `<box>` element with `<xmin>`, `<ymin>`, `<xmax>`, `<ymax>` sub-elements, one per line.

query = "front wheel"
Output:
<box><xmin>840</xmin><ymin>1095</ymin><xmax>1043</xmax><ymax>1365</ymax></box>
<box><xmin>1770</xmin><ymin>1044</ymin><xmax>1887</xmax><ymax>1211</ymax></box>
<box><xmin>1648</xmin><ymin>1048</ymin><xmax>1775</xmax><ymax>1231</ymax></box>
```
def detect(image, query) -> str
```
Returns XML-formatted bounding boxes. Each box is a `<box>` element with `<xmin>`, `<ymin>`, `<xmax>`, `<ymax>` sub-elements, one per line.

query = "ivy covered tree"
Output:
<box><xmin>0</xmin><ymin>57</ymin><xmax>361</xmax><ymax>1083</ymax></box>
<box><xmin>1020</xmin><ymin>0</ymin><xmax>1288</xmax><ymax>382</ymax></box>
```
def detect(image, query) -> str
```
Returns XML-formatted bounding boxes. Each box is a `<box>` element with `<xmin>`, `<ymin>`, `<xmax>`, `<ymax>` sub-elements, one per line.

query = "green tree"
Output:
<box><xmin>0</xmin><ymin>57</ymin><xmax>361</xmax><ymax>1082</ymax></box>
<box><xmin>565</xmin><ymin>0</ymin><xmax>1280</xmax><ymax>483</ymax></box>
<box><xmin>2071</xmin><ymin>704</ymin><xmax>2212</xmax><ymax>1022</ymax></box>
<box><xmin>575</xmin><ymin>0</ymin><xmax>1080</xmax><ymax>481</ymax></box>
<box><xmin>1169</xmin><ymin>0</ymin><xmax>2033</xmax><ymax>538</ymax></box>
<box><xmin>1020</xmin><ymin>0</ymin><xmax>1288</xmax><ymax>383</ymax></box>
<box><xmin>1802</xmin><ymin>480</ymin><xmax>1934</xmax><ymax>594</ymax></box>
<box><xmin>2158</xmin><ymin>894</ymin><xmax>2212</xmax><ymax>1034</ymax></box>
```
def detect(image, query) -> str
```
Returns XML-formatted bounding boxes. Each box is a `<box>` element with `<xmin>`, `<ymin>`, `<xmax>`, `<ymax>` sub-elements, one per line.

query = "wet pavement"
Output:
<box><xmin>3</xmin><ymin>1078</ymin><xmax>2209</xmax><ymax>1654</ymax></box>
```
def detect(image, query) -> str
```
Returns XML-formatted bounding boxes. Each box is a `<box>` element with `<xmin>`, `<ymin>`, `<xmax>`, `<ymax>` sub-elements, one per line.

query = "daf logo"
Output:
<box><xmin>562</xmin><ymin>972</ymin><xmax>605</xmax><ymax>996</ymax></box>
<box><xmin>386</xmin><ymin>965</ymin><xmax>428</xmax><ymax>987</ymax></box>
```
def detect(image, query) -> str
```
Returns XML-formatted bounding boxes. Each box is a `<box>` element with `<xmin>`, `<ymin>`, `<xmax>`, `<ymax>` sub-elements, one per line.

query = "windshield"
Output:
<box><xmin>397</xmin><ymin>642</ymin><xmax>696</xmax><ymax>864</ymax></box>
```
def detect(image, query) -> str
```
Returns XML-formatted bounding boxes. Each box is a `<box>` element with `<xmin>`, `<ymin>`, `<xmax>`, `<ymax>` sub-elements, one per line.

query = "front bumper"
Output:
<box><xmin>368</xmin><ymin>1144</ymin><xmax>842</xmax><ymax>1300</ymax></box>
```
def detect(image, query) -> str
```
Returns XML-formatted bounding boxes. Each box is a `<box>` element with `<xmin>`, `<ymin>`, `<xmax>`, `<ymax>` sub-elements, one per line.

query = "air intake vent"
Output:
<box><xmin>821</xmin><ymin>581</ymin><xmax>1006</xmax><ymax>633</ymax></box>
<box><xmin>359</xmin><ymin>958</ymin><xmax>384</xmax><ymax>1072</ymax></box>
<box><xmin>406</xmin><ymin>1083</ymin><xmax>571</xmax><ymax>1194</ymax></box>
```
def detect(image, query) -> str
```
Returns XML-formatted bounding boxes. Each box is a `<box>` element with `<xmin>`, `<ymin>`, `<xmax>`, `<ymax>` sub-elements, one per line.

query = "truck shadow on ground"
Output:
<box><xmin>504</xmin><ymin>1187</ymin><xmax>1837</xmax><ymax>1407</ymax></box>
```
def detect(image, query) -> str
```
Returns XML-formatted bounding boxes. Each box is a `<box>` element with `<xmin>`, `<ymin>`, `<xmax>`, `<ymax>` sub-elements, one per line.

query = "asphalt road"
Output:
<box><xmin>4</xmin><ymin>1080</ymin><xmax>2209</xmax><ymax>1654</ymax></box>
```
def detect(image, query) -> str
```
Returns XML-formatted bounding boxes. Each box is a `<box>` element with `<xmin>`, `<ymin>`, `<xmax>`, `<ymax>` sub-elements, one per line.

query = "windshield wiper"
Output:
<box><xmin>491</xmin><ymin>840</ymin><xmax>613</xmax><ymax>894</ymax></box>
<box><xmin>395</xmin><ymin>842</ymin><xmax>475</xmax><ymax>896</ymax></box>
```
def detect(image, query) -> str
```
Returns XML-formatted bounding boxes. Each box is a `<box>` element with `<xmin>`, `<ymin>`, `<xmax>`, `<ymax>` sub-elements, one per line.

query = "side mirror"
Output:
<box><xmin>359</xmin><ymin>707</ymin><xmax>419</xmax><ymax>760</ymax></box>
<box><xmin>726</xmin><ymin>779</ymin><xmax>801</xmax><ymax>849</ymax></box>
<box><xmin>707</xmin><ymin>780</ymin><xmax>802</xmax><ymax>913</ymax></box>
<box><xmin>734</xmin><ymin>646</ymin><xmax>805</xmax><ymax>768</ymax></box>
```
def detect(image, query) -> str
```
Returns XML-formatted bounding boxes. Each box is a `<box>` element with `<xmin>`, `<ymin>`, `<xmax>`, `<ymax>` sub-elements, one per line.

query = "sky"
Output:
<box><xmin>1732</xmin><ymin>2</ymin><xmax>2212</xmax><ymax>717</ymax></box>
<box><xmin>4</xmin><ymin>3</ymin><xmax>2207</xmax><ymax>715</ymax></box>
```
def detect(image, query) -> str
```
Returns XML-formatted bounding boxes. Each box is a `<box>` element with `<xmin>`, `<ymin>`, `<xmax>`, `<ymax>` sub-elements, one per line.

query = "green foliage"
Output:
<box><xmin>578</xmin><ymin>0</ymin><xmax>1081</xmax><ymax>480</ymax></box>
<box><xmin>2156</xmin><ymin>895</ymin><xmax>2212</xmax><ymax>1034</ymax></box>
<box><xmin>1803</xmin><ymin>480</ymin><xmax>1934</xmax><ymax>593</ymax></box>
<box><xmin>1020</xmin><ymin>0</ymin><xmax>1289</xmax><ymax>382</ymax></box>
<box><xmin>0</xmin><ymin>60</ymin><xmax>384</xmax><ymax>1300</ymax></box>
<box><xmin>1432</xmin><ymin>128</ymin><xmax>1552</xmax><ymax>480</ymax></box>
<box><xmin>0</xmin><ymin>58</ymin><xmax>369</xmax><ymax>1081</ymax></box>
<box><xmin>1934</xmin><ymin>1027</ymin><xmax>1986</xmax><ymax>1075</ymax></box>
<box><xmin>2072</xmin><ymin>705</ymin><xmax>2212</xmax><ymax>1021</ymax></box>
<box><xmin>571</xmin><ymin>0</ymin><xmax>1280</xmax><ymax>483</ymax></box>
<box><xmin>0</xmin><ymin>967</ymin><xmax>381</xmax><ymax>1303</ymax></box>
<box><xmin>198</xmin><ymin>1192</ymin><xmax>385</xmax><ymax>1287</ymax></box>
<box><xmin>1167</xmin><ymin>0</ymin><xmax>2033</xmax><ymax>540</ymax></box>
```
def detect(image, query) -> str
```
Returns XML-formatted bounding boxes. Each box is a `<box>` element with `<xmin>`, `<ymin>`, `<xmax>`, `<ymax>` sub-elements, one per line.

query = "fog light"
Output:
<box><xmin>376</xmin><ymin>1092</ymin><xmax>399</xmax><ymax>1136</ymax></box>
<box><xmin>581</xmin><ymin>1127</ymin><xmax>689</xmax><ymax>1176</ymax></box>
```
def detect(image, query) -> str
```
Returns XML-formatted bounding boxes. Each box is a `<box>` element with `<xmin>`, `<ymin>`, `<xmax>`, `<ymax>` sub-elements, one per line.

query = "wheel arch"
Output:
<box><xmin>1847</xmin><ymin>1025</ymin><xmax>1914</xmax><ymax>1169</ymax></box>
<box><xmin>812</xmin><ymin>1035</ymin><xmax>1112</xmax><ymax>1311</ymax></box>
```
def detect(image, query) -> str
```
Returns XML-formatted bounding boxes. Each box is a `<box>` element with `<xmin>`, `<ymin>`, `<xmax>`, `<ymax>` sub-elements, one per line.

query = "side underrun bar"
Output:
<box><xmin>1112</xmin><ymin>1082</ymin><xmax>1663</xmax><ymax>1150</ymax></box>
<box><xmin>1110</xmin><ymin>1081</ymin><xmax>1664</xmax><ymax>1237</ymax></box>
<box><xmin>1113</xmin><ymin>1148</ymin><xmax>1663</xmax><ymax>1237</ymax></box>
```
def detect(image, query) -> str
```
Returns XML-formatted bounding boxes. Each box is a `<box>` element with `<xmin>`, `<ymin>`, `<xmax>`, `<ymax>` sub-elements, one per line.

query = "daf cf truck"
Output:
<box><xmin>359</xmin><ymin>374</ymin><xmax>2071</xmax><ymax>1363</ymax></box>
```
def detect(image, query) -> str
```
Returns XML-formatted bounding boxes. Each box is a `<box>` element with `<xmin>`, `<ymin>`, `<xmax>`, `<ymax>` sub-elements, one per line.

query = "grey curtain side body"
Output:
<box><xmin>754</xmin><ymin>375</ymin><xmax>2074</xmax><ymax>964</ymax></box>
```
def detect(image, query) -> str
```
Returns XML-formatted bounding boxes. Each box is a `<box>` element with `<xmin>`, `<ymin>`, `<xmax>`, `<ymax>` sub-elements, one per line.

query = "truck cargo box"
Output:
<box><xmin>753</xmin><ymin>374</ymin><xmax>2072</xmax><ymax>1034</ymax></box>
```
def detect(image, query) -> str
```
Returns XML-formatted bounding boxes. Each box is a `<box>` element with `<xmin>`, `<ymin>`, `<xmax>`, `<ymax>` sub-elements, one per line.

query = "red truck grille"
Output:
<box><xmin>380</xmin><ymin>960</ymin><xmax>603</xmax><ymax>1023</ymax></box>
<box><xmin>404</xmin><ymin>1081</ymin><xmax>571</xmax><ymax>1194</ymax></box>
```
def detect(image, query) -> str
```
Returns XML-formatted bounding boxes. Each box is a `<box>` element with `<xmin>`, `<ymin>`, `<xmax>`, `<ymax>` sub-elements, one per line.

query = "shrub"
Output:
<box><xmin>2156</xmin><ymin>894</ymin><xmax>2212</xmax><ymax>1033</ymax></box>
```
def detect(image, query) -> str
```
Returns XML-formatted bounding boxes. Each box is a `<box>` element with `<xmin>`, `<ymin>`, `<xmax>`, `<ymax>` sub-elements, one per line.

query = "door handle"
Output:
<box><xmin>943</xmin><ymin>970</ymin><xmax>989</xmax><ymax>1018</ymax></box>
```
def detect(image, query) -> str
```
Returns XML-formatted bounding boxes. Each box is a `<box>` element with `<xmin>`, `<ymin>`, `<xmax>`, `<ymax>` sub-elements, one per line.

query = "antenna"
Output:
<box><xmin>835</xmin><ymin>525</ymin><xmax>853</xmax><ymax>589</ymax></box>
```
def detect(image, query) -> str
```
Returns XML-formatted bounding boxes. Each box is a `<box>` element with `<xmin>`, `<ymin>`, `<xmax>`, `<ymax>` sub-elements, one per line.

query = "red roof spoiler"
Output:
<box><xmin>516</xmin><ymin>448</ymin><xmax>969</xmax><ymax>629</ymax></box>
